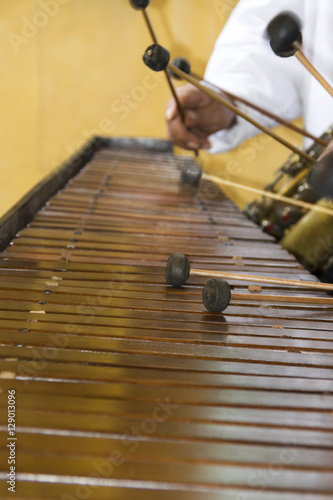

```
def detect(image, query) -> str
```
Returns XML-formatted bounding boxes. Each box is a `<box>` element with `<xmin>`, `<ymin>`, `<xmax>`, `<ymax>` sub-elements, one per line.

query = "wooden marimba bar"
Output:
<box><xmin>0</xmin><ymin>139</ymin><xmax>332</xmax><ymax>499</ymax></box>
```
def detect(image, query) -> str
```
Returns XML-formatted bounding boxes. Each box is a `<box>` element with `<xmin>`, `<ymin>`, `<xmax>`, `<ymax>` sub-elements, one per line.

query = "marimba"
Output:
<box><xmin>0</xmin><ymin>138</ymin><xmax>332</xmax><ymax>499</ymax></box>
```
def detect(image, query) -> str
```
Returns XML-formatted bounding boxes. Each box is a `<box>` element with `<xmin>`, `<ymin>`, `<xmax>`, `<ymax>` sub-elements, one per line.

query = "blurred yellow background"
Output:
<box><xmin>0</xmin><ymin>0</ymin><xmax>300</xmax><ymax>217</ymax></box>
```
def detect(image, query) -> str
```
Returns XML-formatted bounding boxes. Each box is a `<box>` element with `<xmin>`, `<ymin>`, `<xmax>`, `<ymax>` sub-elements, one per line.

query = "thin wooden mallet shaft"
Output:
<box><xmin>227</xmin><ymin>92</ymin><xmax>328</xmax><ymax>146</ymax></box>
<box><xmin>204</xmin><ymin>173</ymin><xmax>333</xmax><ymax>217</ymax></box>
<box><xmin>142</xmin><ymin>9</ymin><xmax>158</xmax><ymax>43</ymax></box>
<box><xmin>142</xmin><ymin>11</ymin><xmax>185</xmax><ymax>121</ymax></box>
<box><xmin>293</xmin><ymin>41</ymin><xmax>333</xmax><ymax>99</ymax></box>
<box><xmin>191</xmin><ymin>268</ymin><xmax>333</xmax><ymax>291</ymax></box>
<box><xmin>232</xmin><ymin>292</ymin><xmax>333</xmax><ymax>305</ymax></box>
<box><xmin>142</xmin><ymin>11</ymin><xmax>198</xmax><ymax>154</ymax></box>
<box><xmin>168</xmin><ymin>63</ymin><xmax>315</xmax><ymax>163</ymax></box>
<box><xmin>190</xmin><ymin>70</ymin><xmax>328</xmax><ymax>147</ymax></box>
<box><xmin>165</xmin><ymin>70</ymin><xmax>185</xmax><ymax>122</ymax></box>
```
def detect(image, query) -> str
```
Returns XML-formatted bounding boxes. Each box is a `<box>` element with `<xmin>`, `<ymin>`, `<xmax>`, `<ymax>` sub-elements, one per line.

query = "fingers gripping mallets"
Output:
<box><xmin>143</xmin><ymin>43</ymin><xmax>314</xmax><ymax>162</ymax></box>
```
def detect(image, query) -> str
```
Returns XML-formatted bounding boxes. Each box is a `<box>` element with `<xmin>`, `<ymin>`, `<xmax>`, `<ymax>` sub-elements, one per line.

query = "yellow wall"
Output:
<box><xmin>0</xmin><ymin>0</ymin><xmax>297</xmax><ymax>217</ymax></box>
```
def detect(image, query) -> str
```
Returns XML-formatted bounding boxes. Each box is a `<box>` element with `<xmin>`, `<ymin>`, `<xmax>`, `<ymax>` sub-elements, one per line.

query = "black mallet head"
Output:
<box><xmin>308</xmin><ymin>151</ymin><xmax>333</xmax><ymax>198</ymax></box>
<box><xmin>129</xmin><ymin>0</ymin><xmax>150</xmax><ymax>10</ymax></box>
<box><xmin>266</xmin><ymin>12</ymin><xmax>302</xmax><ymax>57</ymax></box>
<box><xmin>202</xmin><ymin>278</ymin><xmax>231</xmax><ymax>313</ymax></box>
<box><xmin>166</xmin><ymin>254</ymin><xmax>191</xmax><ymax>287</ymax></box>
<box><xmin>180</xmin><ymin>164</ymin><xmax>203</xmax><ymax>187</ymax></box>
<box><xmin>143</xmin><ymin>44</ymin><xmax>170</xmax><ymax>72</ymax></box>
<box><xmin>169</xmin><ymin>57</ymin><xmax>191</xmax><ymax>80</ymax></box>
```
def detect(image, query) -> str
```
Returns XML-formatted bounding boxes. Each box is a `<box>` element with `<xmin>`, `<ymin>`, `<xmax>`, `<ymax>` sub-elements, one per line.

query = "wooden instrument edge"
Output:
<box><xmin>0</xmin><ymin>136</ymin><xmax>172</xmax><ymax>252</ymax></box>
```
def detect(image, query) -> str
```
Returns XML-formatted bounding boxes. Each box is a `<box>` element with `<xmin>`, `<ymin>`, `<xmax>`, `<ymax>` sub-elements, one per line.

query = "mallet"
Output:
<box><xmin>180</xmin><ymin>163</ymin><xmax>333</xmax><ymax>218</ymax></box>
<box><xmin>267</xmin><ymin>12</ymin><xmax>333</xmax><ymax>98</ymax></box>
<box><xmin>143</xmin><ymin>43</ymin><xmax>315</xmax><ymax>163</ymax></box>
<box><xmin>129</xmin><ymin>0</ymin><xmax>150</xmax><ymax>9</ymax></box>
<box><xmin>130</xmin><ymin>1</ymin><xmax>187</xmax><ymax>122</ymax></box>
<box><xmin>166</xmin><ymin>253</ymin><xmax>333</xmax><ymax>292</ymax></box>
<box><xmin>201</xmin><ymin>277</ymin><xmax>333</xmax><ymax>313</ymax></box>
<box><xmin>142</xmin><ymin>43</ymin><xmax>315</xmax><ymax>163</ymax></box>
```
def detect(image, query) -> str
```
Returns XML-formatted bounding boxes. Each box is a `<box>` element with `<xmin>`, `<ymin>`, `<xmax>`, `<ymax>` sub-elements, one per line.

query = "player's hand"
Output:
<box><xmin>165</xmin><ymin>83</ymin><xmax>235</xmax><ymax>151</ymax></box>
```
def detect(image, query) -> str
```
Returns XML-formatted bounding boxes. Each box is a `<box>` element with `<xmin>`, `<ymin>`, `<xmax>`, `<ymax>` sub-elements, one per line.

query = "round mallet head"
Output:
<box><xmin>129</xmin><ymin>0</ymin><xmax>150</xmax><ymax>10</ymax></box>
<box><xmin>166</xmin><ymin>254</ymin><xmax>190</xmax><ymax>287</ymax></box>
<box><xmin>180</xmin><ymin>164</ymin><xmax>203</xmax><ymax>187</ymax></box>
<box><xmin>143</xmin><ymin>44</ymin><xmax>170</xmax><ymax>72</ymax></box>
<box><xmin>266</xmin><ymin>12</ymin><xmax>302</xmax><ymax>57</ymax></box>
<box><xmin>169</xmin><ymin>57</ymin><xmax>191</xmax><ymax>80</ymax></box>
<box><xmin>307</xmin><ymin>151</ymin><xmax>333</xmax><ymax>198</ymax></box>
<box><xmin>202</xmin><ymin>278</ymin><xmax>231</xmax><ymax>313</ymax></box>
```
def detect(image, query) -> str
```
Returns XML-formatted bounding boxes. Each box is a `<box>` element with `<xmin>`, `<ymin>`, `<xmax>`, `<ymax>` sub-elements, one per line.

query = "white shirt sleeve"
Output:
<box><xmin>205</xmin><ymin>0</ymin><xmax>305</xmax><ymax>153</ymax></box>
